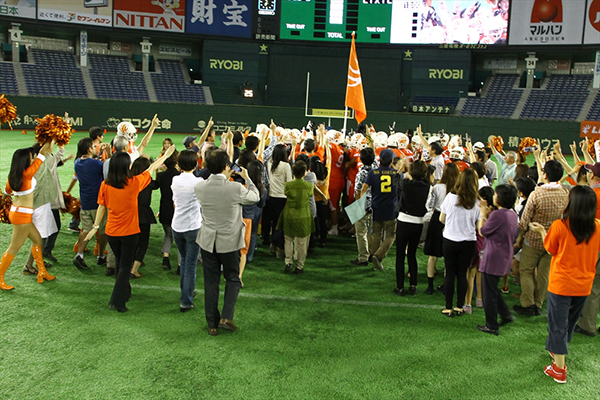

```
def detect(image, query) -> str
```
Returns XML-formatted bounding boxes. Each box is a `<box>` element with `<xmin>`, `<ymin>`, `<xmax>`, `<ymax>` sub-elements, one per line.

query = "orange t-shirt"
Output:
<box><xmin>545</xmin><ymin>219</ymin><xmax>600</xmax><ymax>296</ymax></box>
<box><xmin>295</xmin><ymin>143</ymin><xmax>325</xmax><ymax>162</ymax></box>
<box><xmin>97</xmin><ymin>171</ymin><xmax>151</xmax><ymax>237</ymax></box>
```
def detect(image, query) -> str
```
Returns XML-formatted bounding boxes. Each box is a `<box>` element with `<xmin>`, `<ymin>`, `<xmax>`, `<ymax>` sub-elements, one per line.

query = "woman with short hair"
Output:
<box><xmin>170</xmin><ymin>150</ymin><xmax>205</xmax><ymax>312</ymax></box>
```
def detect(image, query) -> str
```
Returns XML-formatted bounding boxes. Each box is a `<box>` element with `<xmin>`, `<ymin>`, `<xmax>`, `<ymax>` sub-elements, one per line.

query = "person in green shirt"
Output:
<box><xmin>277</xmin><ymin>160</ymin><xmax>315</xmax><ymax>275</ymax></box>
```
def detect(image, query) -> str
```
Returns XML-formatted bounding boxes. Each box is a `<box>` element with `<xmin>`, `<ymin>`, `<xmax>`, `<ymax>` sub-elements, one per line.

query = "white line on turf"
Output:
<box><xmin>59</xmin><ymin>278</ymin><xmax>440</xmax><ymax>310</ymax></box>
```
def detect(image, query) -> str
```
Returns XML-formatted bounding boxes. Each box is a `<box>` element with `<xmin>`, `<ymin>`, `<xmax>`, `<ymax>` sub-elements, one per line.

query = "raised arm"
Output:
<box><xmin>225</xmin><ymin>128</ymin><xmax>234</xmax><ymax>162</ymax></box>
<box><xmin>553</xmin><ymin>140</ymin><xmax>574</xmax><ymax>176</ymax></box>
<box><xmin>466</xmin><ymin>141</ymin><xmax>476</xmax><ymax>163</ymax></box>
<box><xmin>197</xmin><ymin>117</ymin><xmax>214</xmax><ymax>148</ymax></box>
<box><xmin>137</xmin><ymin>114</ymin><xmax>159</xmax><ymax>155</ymax></box>
<box><xmin>147</xmin><ymin>145</ymin><xmax>176</xmax><ymax>175</ymax></box>
<box><xmin>580</xmin><ymin>138</ymin><xmax>595</xmax><ymax>165</ymax></box>
<box><xmin>417</xmin><ymin>125</ymin><xmax>432</xmax><ymax>154</ymax></box>
<box><xmin>570</xmin><ymin>141</ymin><xmax>581</xmax><ymax>164</ymax></box>
<box><xmin>533</xmin><ymin>144</ymin><xmax>545</xmax><ymax>184</ymax></box>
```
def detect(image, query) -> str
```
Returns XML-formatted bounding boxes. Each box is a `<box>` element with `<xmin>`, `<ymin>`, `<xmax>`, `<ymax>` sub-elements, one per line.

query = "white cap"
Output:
<box><xmin>473</xmin><ymin>141</ymin><xmax>485</xmax><ymax>149</ymax></box>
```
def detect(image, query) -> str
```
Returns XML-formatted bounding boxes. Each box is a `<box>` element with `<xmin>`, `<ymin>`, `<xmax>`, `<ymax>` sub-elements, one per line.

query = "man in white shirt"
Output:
<box><xmin>492</xmin><ymin>147</ymin><xmax>517</xmax><ymax>186</ymax></box>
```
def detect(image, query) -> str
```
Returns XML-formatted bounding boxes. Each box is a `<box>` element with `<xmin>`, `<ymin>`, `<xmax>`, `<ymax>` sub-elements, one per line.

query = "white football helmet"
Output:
<box><xmin>351</xmin><ymin>133</ymin><xmax>368</xmax><ymax>149</ymax></box>
<box><xmin>327</xmin><ymin>130</ymin><xmax>345</xmax><ymax>145</ymax></box>
<box><xmin>428</xmin><ymin>135</ymin><xmax>441</xmax><ymax>144</ymax></box>
<box><xmin>255</xmin><ymin>123</ymin><xmax>269</xmax><ymax>135</ymax></box>
<box><xmin>387</xmin><ymin>134</ymin><xmax>399</xmax><ymax>148</ymax></box>
<box><xmin>397</xmin><ymin>133</ymin><xmax>410</xmax><ymax>149</ymax></box>
<box><xmin>448</xmin><ymin>135</ymin><xmax>462</xmax><ymax>149</ymax></box>
<box><xmin>375</xmin><ymin>131</ymin><xmax>388</xmax><ymax>148</ymax></box>
<box><xmin>117</xmin><ymin>121</ymin><xmax>137</xmax><ymax>142</ymax></box>
<box><xmin>449</xmin><ymin>146</ymin><xmax>465</xmax><ymax>160</ymax></box>
<box><xmin>441</xmin><ymin>133</ymin><xmax>450</xmax><ymax>147</ymax></box>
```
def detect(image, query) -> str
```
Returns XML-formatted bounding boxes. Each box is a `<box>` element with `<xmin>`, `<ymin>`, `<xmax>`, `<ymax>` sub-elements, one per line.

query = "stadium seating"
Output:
<box><xmin>521</xmin><ymin>75</ymin><xmax>592</xmax><ymax>121</ymax></box>
<box><xmin>0</xmin><ymin>62</ymin><xmax>19</xmax><ymax>95</ymax></box>
<box><xmin>151</xmin><ymin>59</ymin><xmax>207</xmax><ymax>104</ymax></box>
<box><xmin>461</xmin><ymin>74</ymin><xmax>522</xmax><ymax>118</ymax></box>
<box><xmin>23</xmin><ymin>49</ymin><xmax>87</xmax><ymax>98</ymax></box>
<box><xmin>586</xmin><ymin>90</ymin><xmax>600</xmax><ymax>121</ymax></box>
<box><xmin>89</xmin><ymin>54</ymin><xmax>149</xmax><ymax>101</ymax></box>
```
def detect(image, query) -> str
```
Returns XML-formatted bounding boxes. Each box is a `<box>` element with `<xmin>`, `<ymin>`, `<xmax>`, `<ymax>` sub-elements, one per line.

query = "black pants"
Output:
<box><xmin>107</xmin><ymin>234</ymin><xmax>139</xmax><ymax>310</ymax></box>
<box><xmin>262</xmin><ymin>197</ymin><xmax>286</xmax><ymax>247</ymax></box>
<box><xmin>482</xmin><ymin>272</ymin><xmax>512</xmax><ymax>331</ymax></box>
<box><xmin>43</xmin><ymin>209</ymin><xmax>61</xmax><ymax>253</ymax></box>
<box><xmin>315</xmin><ymin>201</ymin><xmax>329</xmax><ymax>246</ymax></box>
<box><xmin>443</xmin><ymin>238</ymin><xmax>476</xmax><ymax>310</ymax></box>
<box><xmin>201</xmin><ymin>247</ymin><xmax>241</xmax><ymax>329</ymax></box>
<box><xmin>134</xmin><ymin>223</ymin><xmax>151</xmax><ymax>263</ymax></box>
<box><xmin>546</xmin><ymin>292</ymin><xmax>588</xmax><ymax>354</ymax></box>
<box><xmin>395</xmin><ymin>221</ymin><xmax>423</xmax><ymax>289</ymax></box>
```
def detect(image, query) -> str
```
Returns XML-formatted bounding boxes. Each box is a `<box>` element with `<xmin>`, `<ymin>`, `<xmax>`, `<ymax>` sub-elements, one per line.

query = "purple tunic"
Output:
<box><xmin>479</xmin><ymin>208</ymin><xmax>519</xmax><ymax>276</ymax></box>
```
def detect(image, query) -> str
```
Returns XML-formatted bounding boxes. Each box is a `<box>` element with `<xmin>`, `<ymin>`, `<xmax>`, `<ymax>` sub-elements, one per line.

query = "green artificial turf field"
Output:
<box><xmin>0</xmin><ymin>129</ymin><xmax>598</xmax><ymax>400</ymax></box>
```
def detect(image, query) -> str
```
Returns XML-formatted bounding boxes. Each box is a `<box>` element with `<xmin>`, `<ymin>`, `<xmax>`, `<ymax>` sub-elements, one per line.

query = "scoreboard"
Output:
<box><xmin>279</xmin><ymin>0</ymin><xmax>510</xmax><ymax>45</ymax></box>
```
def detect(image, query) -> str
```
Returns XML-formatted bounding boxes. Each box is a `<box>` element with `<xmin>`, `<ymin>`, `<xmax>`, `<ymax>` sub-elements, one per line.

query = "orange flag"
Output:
<box><xmin>345</xmin><ymin>33</ymin><xmax>367</xmax><ymax>124</ymax></box>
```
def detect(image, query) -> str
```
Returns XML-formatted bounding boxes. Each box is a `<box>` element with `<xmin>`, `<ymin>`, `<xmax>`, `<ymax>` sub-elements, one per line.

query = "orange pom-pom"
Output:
<box><xmin>519</xmin><ymin>137</ymin><xmax>538</xmax><ymax>155</ymax></box>
<box><xmin>35</xmin><ymin>114</ymin><xmax>73</xmax><ymax>146</ymax></box>
<box><xmin>588</xmin><ymin>139</ymin><xmax>597</xmax><ymax>156</ymax></box>
<box><xmin>0</xmin><ymin>94</ymin><xmax>18</xmax><ymax>129</ymax></box>
<box><xmin>60</xmin><ymin>192</ymin><xmax>81</xmax><ymax>220</ymax></box>
<box><xmin>0</xmin><ymin>196</ymin><xmax>12</xmax><ymax>224</ymax></box>
<box><xmin>488</xmin><ymin>136</ymin><xmax>504</xmax><ymax>153</ymax></box>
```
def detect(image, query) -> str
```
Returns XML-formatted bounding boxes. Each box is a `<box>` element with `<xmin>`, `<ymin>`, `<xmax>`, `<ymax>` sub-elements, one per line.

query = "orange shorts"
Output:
<box><xmin>240</xmin><ymin>218</ymin><xmax>252</xmax><ymax>255</ymax></box>
<box><xmin>8</xmin><ymin>205</ymin><xmax>34</xmax><ymax>225</ymax></box>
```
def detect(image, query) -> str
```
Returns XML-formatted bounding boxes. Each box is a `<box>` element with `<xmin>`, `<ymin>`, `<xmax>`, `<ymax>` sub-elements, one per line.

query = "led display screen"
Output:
<box><xmin>280</xmin><ymin>0</ymin><xmax>509</xmax><ymax>45</ymax></box>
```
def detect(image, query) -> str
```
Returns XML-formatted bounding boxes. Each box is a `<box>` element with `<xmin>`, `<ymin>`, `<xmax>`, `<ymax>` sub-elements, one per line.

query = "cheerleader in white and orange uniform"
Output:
<box><xmin>1</xmin><ymin>141</ymin><xmax>55</xmax><ymax>290</ymax></box>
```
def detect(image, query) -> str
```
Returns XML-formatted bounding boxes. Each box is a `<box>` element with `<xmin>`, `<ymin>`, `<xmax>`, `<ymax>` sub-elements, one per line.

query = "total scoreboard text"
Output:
<box><xmin>280</xmin><ymin>0</ymin><xmax>510</xmax><ymax>45</ymax></box>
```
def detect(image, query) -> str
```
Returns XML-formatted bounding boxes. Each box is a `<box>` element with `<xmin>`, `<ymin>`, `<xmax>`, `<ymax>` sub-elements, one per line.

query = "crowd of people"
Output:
<box><xmin>2</xmin><ymin>116</ymin><xmax>600</xmax><ymax>384</ymax></box>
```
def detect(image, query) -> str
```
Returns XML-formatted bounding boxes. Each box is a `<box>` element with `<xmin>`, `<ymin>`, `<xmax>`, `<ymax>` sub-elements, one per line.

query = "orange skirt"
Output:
<box><xmin>240</xmin><ymin>218</ymin><xmax>252</xmax><ymax>255</ymax></box>
<box><xmin>8</xmin><ymin>205</ymin><xmax>34</xmax><ymax>225</ymax></box>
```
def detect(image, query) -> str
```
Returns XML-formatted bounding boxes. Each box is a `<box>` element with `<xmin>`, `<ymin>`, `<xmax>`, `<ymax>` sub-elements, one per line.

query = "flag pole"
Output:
<box><xmin>343</xmin><ymin>31</ymin><xmax>356</xmax><ymax>135</ymax></box>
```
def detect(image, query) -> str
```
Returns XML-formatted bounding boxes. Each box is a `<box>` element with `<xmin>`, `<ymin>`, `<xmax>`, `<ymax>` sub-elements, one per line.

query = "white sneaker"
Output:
<box><xmin>328</xmin><ymin>227</ymin><xmax>339</xmax><ymax>236</ymax></box>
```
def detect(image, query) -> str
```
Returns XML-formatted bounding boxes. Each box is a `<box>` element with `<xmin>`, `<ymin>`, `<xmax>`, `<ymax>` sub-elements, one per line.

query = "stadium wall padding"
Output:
<box><xmin>4</xmin><ymin>96</ymin><xmax>580</xmax><ymax>152</ymax></box>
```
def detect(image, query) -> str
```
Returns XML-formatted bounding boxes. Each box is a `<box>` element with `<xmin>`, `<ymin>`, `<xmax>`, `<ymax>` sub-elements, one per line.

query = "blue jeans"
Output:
<box><xmin>247</xmin><ymin>207</ymin><xmax>263</xmax><ymax>262</ymax></box>
<box><xmin>173</xmin><ymin>229</ymin><xmax>200</xmax><ymax>307</ymax></box>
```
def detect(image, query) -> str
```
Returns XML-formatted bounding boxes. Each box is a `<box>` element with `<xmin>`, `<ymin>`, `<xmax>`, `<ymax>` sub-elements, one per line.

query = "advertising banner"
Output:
<box><xmin>547</xmin><ymin>59</ymin><xmax>570</xmax><ymax>70</ymax></box>
<box><xmin>0</xmin><ymin>0</ymin><xmax>36</xmax><ymax>19</ymax></box>
<box><xmin>508</xmin><ymin>0</ymin><xmax>585</xmax><ymax>45</ymax></box>
<box><xmin>113</xmin><ymin>0</ymin><xmax>186</xmax><ymax>33</ymax></box>
<box><xmin>584</xmin><ymin>0</ymin><xmax>600</xmax><ymax>44</ymax></box>
<box><xmin>483</xmin><ymin>58</ymin><xmax>518</xmax><ymax>70</ymax></box>
<box><xmin>159</xmin><ymin>44</ymin><xmax>192</xmax><ymax>56</ymax></box>
<box><xmin>38</xmin><ymin>0</ymin><xmax>112</xmax><ymax>26</ymax></box>
<box><xmin>580</xmin><ymin>121</ymin><xmax>600</xmax><ymax>140</ymax></box>
<box><xmin>186</xmin><ymin>0</ymin><xmax>252</xmax><ymax>38</ymax></box>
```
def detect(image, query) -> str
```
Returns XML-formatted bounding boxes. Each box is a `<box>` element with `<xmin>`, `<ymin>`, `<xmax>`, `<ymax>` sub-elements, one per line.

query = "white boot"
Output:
<box><xmin>328</xmin><ymin>225</ymin><xmax>339</xmax><ymax>236</ymax></box>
